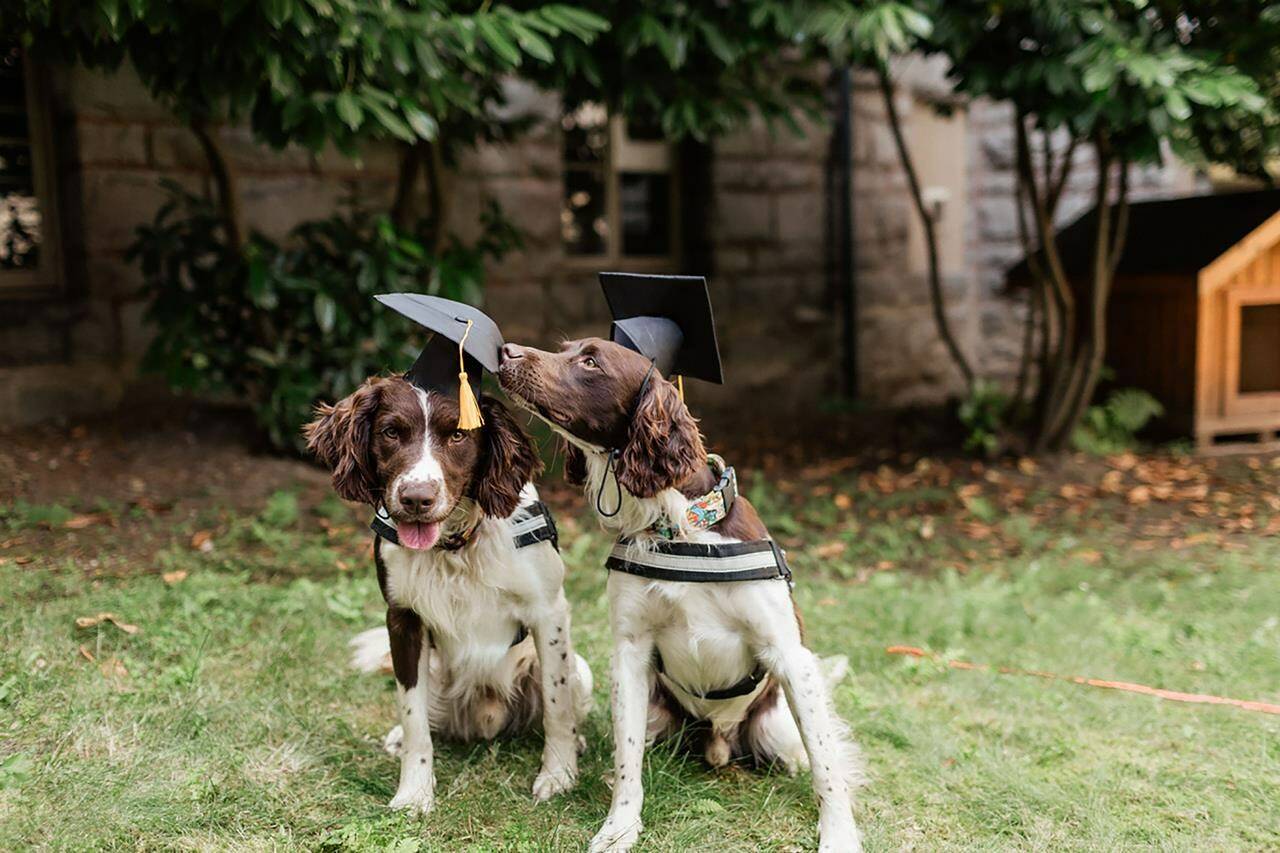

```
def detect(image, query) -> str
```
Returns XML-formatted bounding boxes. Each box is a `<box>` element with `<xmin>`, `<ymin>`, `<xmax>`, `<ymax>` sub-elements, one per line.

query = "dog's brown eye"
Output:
<box><xmin>449</xmin><ymin>429</ymin><xmax>467</xmax><ymax>444</ymax></box>
<box><xmin>582</xmin><ymin>357</ymin><xmax>598</xmax><ymax>369</ymax></box>
<box><xmin>381</xmin><ymin>426</ymin><xmax>399</xmax><ymax>440</ymax></box>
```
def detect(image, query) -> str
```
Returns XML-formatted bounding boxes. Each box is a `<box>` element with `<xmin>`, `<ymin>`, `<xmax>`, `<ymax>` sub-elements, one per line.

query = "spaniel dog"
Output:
<box><xmin>305</xmin><ymin>376</ymin><xmax>592</xmax><ymax>814</ymax></box>
<box><xmin>498</xmin><ymin>339</ymin><xmax>864</xmax><ymax>853</ymax></box>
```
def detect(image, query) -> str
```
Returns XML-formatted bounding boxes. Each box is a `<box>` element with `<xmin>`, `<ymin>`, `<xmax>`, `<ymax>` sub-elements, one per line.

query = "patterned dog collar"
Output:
<box><xmin>651</xmin><ymin>453</ymin><xmax>737</xmax><ymax>540</ymax></box>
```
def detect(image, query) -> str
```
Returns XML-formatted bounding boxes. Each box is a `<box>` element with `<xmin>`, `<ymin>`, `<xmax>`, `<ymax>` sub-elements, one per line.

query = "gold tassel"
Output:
<box><xmin>676</xmin><ymin>374</ymin><xmax>685</xmax><ymax>403</ymax></box>
<box><xmin>456</xmin><ymin>319</ymin><xmax>484</xmax><ymax>430</ymax></box>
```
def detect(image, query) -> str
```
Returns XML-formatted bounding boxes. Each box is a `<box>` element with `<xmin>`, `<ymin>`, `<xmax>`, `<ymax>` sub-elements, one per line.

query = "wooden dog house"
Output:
<box><xmin>1007</xmin><ymin>190</ymin><xmax>1280</xmax><ymax>451</ymax></box>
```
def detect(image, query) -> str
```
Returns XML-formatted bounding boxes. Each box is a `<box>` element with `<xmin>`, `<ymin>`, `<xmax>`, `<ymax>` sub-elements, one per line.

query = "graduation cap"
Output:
<box><xmin>375</xmin><ymin>293</ymin><xmax>503</xmax><ymax>429</ymax></box>
<box><xmin>599</xmin><ymin>272</ymin><xmax>723</xmax><ymax>397</ymax></box>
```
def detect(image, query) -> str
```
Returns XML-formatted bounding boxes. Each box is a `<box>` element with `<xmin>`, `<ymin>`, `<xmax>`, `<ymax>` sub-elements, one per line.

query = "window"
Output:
<box><xmin>561</xmin><ymin>103</ymin><xmax>678</xmax><ymax>266</ymax></box>
<box><xmin>0</xmin><ymin>43</ymin><xmax>60</xmax><ymax>295</ymax></box>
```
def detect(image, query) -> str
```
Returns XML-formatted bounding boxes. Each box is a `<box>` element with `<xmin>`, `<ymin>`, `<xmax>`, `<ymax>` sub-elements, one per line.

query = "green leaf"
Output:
<box><xmin>477</xmin><ymin>17</ymin><xmax>522</xmax><ymax>66</ymax></box>
<box><xmin>363</xmin><ymin>98</ymin><xmax>415</xmax><ymax>142</ymax></box>
<box><xmin>402</xmin><ymin>104</ymin><xmax>438</xmax><ymax>140</ymax></box>
<box><xmin>313</xmin><ymin>293</ymin><xmax>336</xmax><ymax>334</ymax></box>
<box><xmin>335</xmin><ymin>92</ymin><xmax>362</xmax><ymax>131</ymax></box>
<box><xmin>1164</xmin><ymin>89</ymin><xmax>1191</xmax><ymax>121</ymax></box>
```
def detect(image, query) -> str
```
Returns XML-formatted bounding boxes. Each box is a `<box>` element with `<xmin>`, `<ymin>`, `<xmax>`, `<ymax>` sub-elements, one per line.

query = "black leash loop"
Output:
<box><xmin>596</xmin><ymin>358</ymin><xmax>657</xmax><ymax>519</ymax></box>
<box><xmin>596</xmin><ymin>448</ymin><xmax>623</xmax><ymax>517</ymax></box>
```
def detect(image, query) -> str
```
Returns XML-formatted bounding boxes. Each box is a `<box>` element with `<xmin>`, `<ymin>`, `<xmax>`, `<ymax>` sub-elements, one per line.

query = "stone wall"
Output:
<box><xmin>0</xmin><ymin>64</ymin><xmax>399</xmax><ymax>424</ymax></box>
<box><xmin>1</xmin><ymin>59</ymin><xmax>1208</xmax><ymax>428</ymax></box>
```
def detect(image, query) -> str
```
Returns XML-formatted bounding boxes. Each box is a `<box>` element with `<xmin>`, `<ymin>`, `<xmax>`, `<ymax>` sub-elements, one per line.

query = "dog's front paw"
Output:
<box><xmin>532</xmin><ymin>763</ymin><xmax>577</xmax><ymax>801</ymax></box>
<box><xmin>388</xmin><ymin>783</ymin><xmax>435</xmax><ymax>816</ymax></box>
<box><xmin>817</xmin><ymin>821</ymin><xmax>862</xmax><ymax>853</ymax></box>
<box><xmin>588</xmin><ymin>816</ymin><xmax>642</xmax><ymax>853</ymax></box>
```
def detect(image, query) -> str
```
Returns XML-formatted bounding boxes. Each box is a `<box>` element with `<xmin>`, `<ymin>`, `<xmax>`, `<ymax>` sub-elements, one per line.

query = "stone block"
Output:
<box><xmin>68</xmin><ymin>299</ymin><xmax>119</xmax><ymax>362</ymax></box>
<box><xmin>86</xmin><ymin>256</ymin><xmax>145</xmax><ymax>300</ymax></box>
<box><xmin>461</xmin><ymin>139</ymin><xmax>559</xmax><ymax>180</ymax></box>
<box><xmin>714</xmin><ymin>116</ymin><xmax>773</xmax><ymax>158</ymax></box>
<box><xmin>54</xmin><ymin>64</ymin><xmax>169</xmax><ymax>122</ymax></box>
<box><xmin>976</xmin><ymin>197</ymin><xmax>1018</xmax><ymax>242</ymax></box>
<box><xmin>312</xmin><ymin>141</ymin><xmax>402</xmax><ymax>177</ymax></box>
<box><xmin>79</xmin><ymin>170</ymin><xmax>203</xmax><ymax>253</ymax></box>
<box><xmin>241</xmin><ymin>175</ymin><xmax>348</xmax><ymax>242</ymax></box>
<box><xmin>713</xmin><ymin>191</ymin><xmax>773</xmax><ymax>242</ymax></box>
<box><xmin>149</xmin><ymin>125</ymin><xmax>209</xmax><ymax>171</ymax></box>
<box><xmin>482</xmin><ymin>177</ymin><xmax>561</xmax><ymax>246</ymax></box>
<box><xmin>777</xmin><ymin>192</ymin><xmax>824</xmax><ymax>246</ymax></box>
<box><xmin>716</xmin><ymin>159</ymin><xmax>822</xmax><ymax>193</ymax></box>
<box><xmin>1</xmin><ymin>364</ymin><xmax>125</xmax><ymax>426</ymax></box>
<box><xmin>72</xmin><ymin>120</ymin><xmax>148</xmax><ymax>167</ymax></box>
<box><xmin>220</xmin><ymin>126</ymin><xmax>312</xmax><ymax>173</ymax></box>
<box><xmin>118</xmin><ymin>298</ymin><xmax>155</xmax><ymax>363</ymax></box>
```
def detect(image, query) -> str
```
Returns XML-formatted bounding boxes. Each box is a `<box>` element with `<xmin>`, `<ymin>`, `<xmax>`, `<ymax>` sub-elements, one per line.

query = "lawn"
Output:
<box><xmin>2</xmin><ymin>437</ymin><xmax>1279</xmax><ymax>851</ymax></box>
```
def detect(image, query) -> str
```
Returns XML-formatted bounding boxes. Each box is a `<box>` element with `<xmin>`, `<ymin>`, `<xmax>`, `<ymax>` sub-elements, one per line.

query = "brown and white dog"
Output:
<box><xmin>498</xmin><ymin>339</ymin><xmax>864</xmax><ymax>853</ymax></box>
<box><xmin>305</xmin><ymin>376</ymin><xmax>592</xmax><ymax>814</ymax></box>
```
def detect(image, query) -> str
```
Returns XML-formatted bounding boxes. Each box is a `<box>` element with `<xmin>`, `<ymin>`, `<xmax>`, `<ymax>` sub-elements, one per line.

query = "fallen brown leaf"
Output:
<box><xmin>74</xmin><ymin>612</ymin><xmax>140</xmax><ymax>634</ymax></box>
<box><xmin>162</xmin><ymin>570</ymin><xmax>188</xmax><ymax>585</ymax></box>
<box><xmin>814</xmin><ymin>541</ymin><xmax>847</xmax><ymax>559</ymax></box>
<box><xmin>14</xmin><ymin>556</ymin><xmax>34</xmax><ymax>565</ymax></box>
<box><xmin>64</xmin><ymin>512</ymin><xmax>112</xmax><ymax>530</ymax></box>
<box><xmin>190</xmin><ymin>530</ymin><xmax>214</xmax><ymax>552</ymax></box>
<box><xmin>78</xmin><ymin>645</ymin><xmax>96</xmax><ymax>662</ymax></box>
<box><xmin>833</xmin><ymin>493</ymin><xmax>853</xmax><ymax>510</ymax></box>
<box><xmin>1126</xmin><ymin>486</ymin><xmax>1152</xmax><ymax>505</ymax></box>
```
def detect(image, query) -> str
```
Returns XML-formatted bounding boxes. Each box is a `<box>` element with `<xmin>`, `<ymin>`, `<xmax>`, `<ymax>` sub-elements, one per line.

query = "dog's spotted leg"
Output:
<box><xmin>589</xmin><ymin>632</ymin><xmax>654</xmax><ymax>853</ymax></box>
<box><xmin>761</xmin><ymin>638</ymin><xmax>862</xmax><ymax>853</ymax></box>
<box><xmin>385</xmin><ymin>607</ymin><xmax>435</xmax><ymax>815</ymax></box>
<box><xmin>530</xmin><ymin>590</ymin><xmax>581</xmax><ymax>801</ymax></box>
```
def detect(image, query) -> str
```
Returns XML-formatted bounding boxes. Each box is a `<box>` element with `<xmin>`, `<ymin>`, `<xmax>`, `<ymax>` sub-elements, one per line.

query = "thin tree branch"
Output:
<box><xmin>189</xmin><ymin>116</ymin><xmax>244</xmax><ymax>253</ymax></box>
<box><xmin>876</xmin><ymin>64</ymin><xmax>975</xmax><ymax>392</ymax></box>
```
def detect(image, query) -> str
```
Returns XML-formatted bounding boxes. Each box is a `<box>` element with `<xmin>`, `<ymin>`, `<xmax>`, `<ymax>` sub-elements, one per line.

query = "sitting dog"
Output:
<box><xmin>498</xmin><ymin>340</ymin><xmax>864</xmax><ymax>852</ymax></box>
<box><xmin>305</xmin><ymin>376</ymin><xmax>592</xmax><ymax>813</ymax></box>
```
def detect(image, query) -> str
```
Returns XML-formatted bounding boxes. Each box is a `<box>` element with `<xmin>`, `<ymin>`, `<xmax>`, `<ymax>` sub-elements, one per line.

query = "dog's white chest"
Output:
<box><xmin>381</xmin><ymin>539</ymin><xmax>527</xmax><ymax>671</ymax></box>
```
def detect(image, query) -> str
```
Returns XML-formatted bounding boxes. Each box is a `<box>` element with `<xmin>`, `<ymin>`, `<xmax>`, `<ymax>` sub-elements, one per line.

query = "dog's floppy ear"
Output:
<box><xmin>615</xmin><ymin>376</ymin><xmax>705</xmax><ymax>498</ymax></box>
<box><xmin>562</xmin><ymin>440</ymin><xmax>587</xmax><ymax>487</ymax></box>
<box><xmin>474</xmin><ymin>396</ymin><xmax>543</xmax><ymax>517</ymax></box>
<box><xmin>303</xmin><ymin>379</ymin><xmax>384</xmax><ymax>504</ymax></box>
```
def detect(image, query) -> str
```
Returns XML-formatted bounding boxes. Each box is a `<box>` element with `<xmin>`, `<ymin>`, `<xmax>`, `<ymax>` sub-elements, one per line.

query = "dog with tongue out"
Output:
<box><xmin>304</xmin><ymin>294</ymin><xmax>593</xmax><ymax>816</ymax></box>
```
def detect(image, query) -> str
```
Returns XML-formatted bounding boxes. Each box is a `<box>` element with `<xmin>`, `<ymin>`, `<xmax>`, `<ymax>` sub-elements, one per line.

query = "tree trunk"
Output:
<box><xmin>190</xmin><ymin>117</ymin><xmax>245</xmax><ymax>253</ymax></box>
<box><xmin>391</xmin><ymin>143</ymin><xmax>425</xmax><ymax>232</ymax></box>
<box><xmin>876</xmin><ymin>65</ymin><xmax>975</xmax><ymax>393</ymax></box>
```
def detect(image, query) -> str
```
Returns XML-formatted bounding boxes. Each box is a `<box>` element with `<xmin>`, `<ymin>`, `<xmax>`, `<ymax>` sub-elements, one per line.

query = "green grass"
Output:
<box><xmin>3</xmin><ymin>478</ymin><xmax>1280</xmax><ymax>851</ymax></box>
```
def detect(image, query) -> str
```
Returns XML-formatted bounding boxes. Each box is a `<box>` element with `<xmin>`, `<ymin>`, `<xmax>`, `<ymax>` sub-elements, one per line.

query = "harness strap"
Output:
<box><xmin>606</xmin><ymin>538</ymin><xmax>791</xmax><ymax>584</ymax></box>
<box><xmin>371</xmin><ymin>500</ymin><xmax>559</xmax><ymax>552</ymax></box>
<box><xmin>654</xmin><ymin>650</ymin><xmax>766</xmax><ymax>701</ymax></box>
<box><xmin>428</xmin><ymin>624</ymin><xmax>527</xmax><ymax>650</ymax></box>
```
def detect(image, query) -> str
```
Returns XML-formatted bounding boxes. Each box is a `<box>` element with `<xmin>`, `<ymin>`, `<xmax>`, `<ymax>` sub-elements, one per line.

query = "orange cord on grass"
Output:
<box><xmin>886</xmin><ymin>646</ymin><xmax>1280</xmax><ymax>716</ymax></box>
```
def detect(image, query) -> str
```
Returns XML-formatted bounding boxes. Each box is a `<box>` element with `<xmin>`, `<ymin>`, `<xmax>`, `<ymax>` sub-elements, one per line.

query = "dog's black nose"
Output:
<box><xmin>500</xmin><ymin>343</ymin><xmax>526</xmax><ymax>363</ymax></box>
<box><xmin>398</xmin><ymin>480</ymin><xmax>440</xmax><ymax>515</ymax></box>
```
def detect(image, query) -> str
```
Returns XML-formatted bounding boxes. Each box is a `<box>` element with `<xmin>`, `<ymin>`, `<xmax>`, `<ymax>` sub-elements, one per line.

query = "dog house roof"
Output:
<box><xmin>1006</xmin><ymin>189</ymin><xmax>1280</xmax><ymax>284</ymax></box>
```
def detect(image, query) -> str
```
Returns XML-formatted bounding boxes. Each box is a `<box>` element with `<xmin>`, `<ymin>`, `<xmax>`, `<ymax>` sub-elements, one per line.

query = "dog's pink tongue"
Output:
<box><xmin>399</xmin><ymin>521</ymin><xmax>441</xmax><ymax>550</ymax></box>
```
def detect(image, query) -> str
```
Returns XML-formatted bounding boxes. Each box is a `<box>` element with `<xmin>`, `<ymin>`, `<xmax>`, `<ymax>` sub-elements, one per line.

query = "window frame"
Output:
<box><xmin>0</xmin><ymin>49</ymin><xmax>64</xmax><ymax>298</ymax></box>
<box><xmin>561</xmin><ymin>112</ymin><xmax>681</xmax><ymax>272</ymax></box>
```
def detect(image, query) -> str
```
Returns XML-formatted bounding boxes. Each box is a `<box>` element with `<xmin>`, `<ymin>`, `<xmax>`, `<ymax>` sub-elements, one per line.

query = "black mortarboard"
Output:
<box><xmin>375</xmin><ymin>293</ymin><xmax>504</xmax><ymax>428</ymax></box>
<box><xmin>599</xmin><ymin>272</ymin><xmax>723</xmax><ymax>385</ymax></box>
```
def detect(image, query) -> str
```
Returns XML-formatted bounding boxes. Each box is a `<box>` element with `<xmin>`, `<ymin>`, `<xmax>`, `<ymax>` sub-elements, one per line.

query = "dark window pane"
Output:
<box><xmin>562</xmin><ymin>169</ymin><xmax>607</xmax><ymax>256</ymax></box>
<box><xmin>625</xmin><ymin>116</ymin><xmax>664</xmax><ymax>141</ymax></box>
<box><xmin>620</xmin><ymin>172</ymin><xmax>670</xmax><ymax>257</ymax></box>
<box><xmin>0</xmin><ymin>144</ymin><xmax>34</xmax><ymax>181</ymax></box>
<box><xmin>0</xmin><ymin>112</ymin><xmax>30</xmax><ymax>140</ymax></box>
<box><xmin>0</xmin><ymin>43</ymin><xmax>42</xmax><ymax>271</ymax></box>
<box><xmin>1239</xmin><ymin>304</ymin><xmax>1280</xmax><ymax>394</ymax></box>
<box><xmin>562</xmin><ymin>103</ymin><xmax>608</xmax><ymax>165</ymax></box>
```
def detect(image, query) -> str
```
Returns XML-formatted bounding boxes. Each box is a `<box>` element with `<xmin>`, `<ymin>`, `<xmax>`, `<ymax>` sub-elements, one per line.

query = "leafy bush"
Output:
<box><xmin>1072</xmin><ymin>388</ymin><xmax>1164</xmax><ymax>455</ymax></box>
<box><xmin>957</xmin><ymin>380</ymin><xmax>1011</xmax><ymax>458</ymax></box>
<box><xmin>131</xmin><ymin>182</ymin><xmax>519</xmax><ymax>452</ymax></box>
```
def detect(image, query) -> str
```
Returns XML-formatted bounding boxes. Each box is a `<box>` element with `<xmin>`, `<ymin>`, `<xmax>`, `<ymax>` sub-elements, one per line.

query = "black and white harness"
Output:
<box><xmin>370</xmin><ymin>500</ymin><xmax>559</xmax><ymax>649</ymax></box>
<box><xmin>604</xmin><ymin>454</ymin><xmax>792</xmax><ymax>701</ymax></box>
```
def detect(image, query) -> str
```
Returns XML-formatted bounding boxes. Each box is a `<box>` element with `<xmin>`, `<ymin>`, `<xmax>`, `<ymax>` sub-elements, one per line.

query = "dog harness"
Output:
<box><xmin>372</xmin><ymin>502</ymin><xmax>555</xmax><ymax>650</ymax></box>
<box><xmin>604</xmin><ymin>454</ymin><xmax>790</xmax><ymax>700</ymax></box>
<box><xmin>370</xmin><ymin>500</ymin><xmax>559</xmax><ymax>552</ymax></box>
